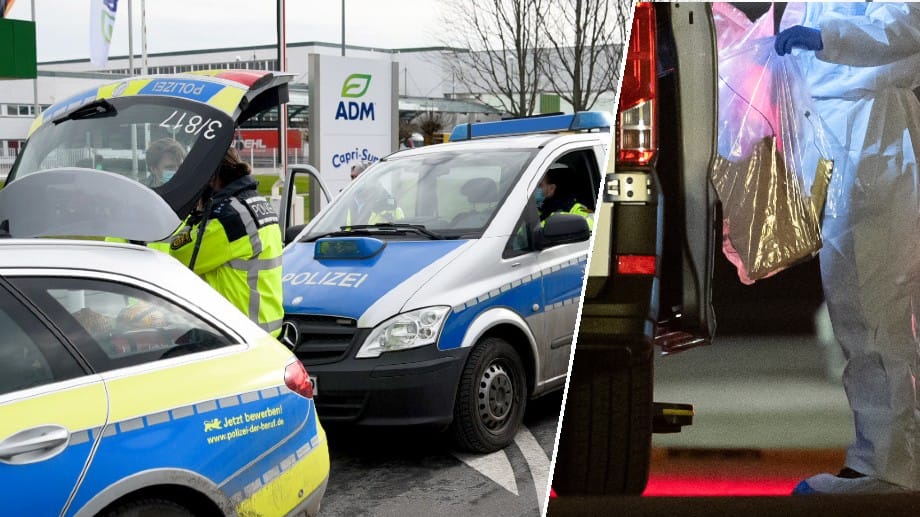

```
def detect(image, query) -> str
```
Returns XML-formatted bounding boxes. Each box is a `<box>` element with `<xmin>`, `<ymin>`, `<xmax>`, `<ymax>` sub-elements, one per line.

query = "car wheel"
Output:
<box><xmin>450</xmin><ymin>336</ymin><xmax>527</xmax><ymax>453</ymax></box>
<box><xmin>102</xmin><ymin>498</ymin><xmax>196</xmax><ymax>517</ymax></box>
<box><xmin>553</xmin><ymin>343</ymin><xmax>653</xmax><ymax>495</ymax></box>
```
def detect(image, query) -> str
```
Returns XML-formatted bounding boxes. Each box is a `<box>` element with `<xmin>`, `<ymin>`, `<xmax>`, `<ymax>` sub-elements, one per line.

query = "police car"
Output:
<box><xmin>1</xmin><ymin>71</ymin><xmax>328</xmax><ymax>516</ymax></box>
<box><xmin>280</xmin><ymin>113</ymin><xmax>611</xmax><ymax>452</ymax></box>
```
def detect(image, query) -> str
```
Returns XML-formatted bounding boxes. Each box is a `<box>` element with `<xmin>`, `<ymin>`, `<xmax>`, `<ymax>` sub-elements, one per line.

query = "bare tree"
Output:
<box><xmin>438</xmin><ymin>0</ymin><xmax>546</xmax><ymax>117</ymax></box>
<box><xmin>417</xmin><ymin>110</ymin><xmax>447</xmax><ymax>145</ymax></box>
<box><xmin>539</xmin><ymin>0</ymin><xmax>632</xmax><ymax>112</ymax></box>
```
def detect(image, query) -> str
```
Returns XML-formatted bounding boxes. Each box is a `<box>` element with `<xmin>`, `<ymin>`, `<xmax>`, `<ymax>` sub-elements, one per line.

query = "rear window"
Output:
<box><xmin>9</xmin><ymin>96</ymin><xmax>233</xmax><ymax>190</ymax></box>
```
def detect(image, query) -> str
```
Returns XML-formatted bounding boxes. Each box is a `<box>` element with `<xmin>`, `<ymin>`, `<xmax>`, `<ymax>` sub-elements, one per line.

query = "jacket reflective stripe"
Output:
<box><xmin>227</xmin><ymin>197</ymin><xmax>283</xmax><ymax>336</ymax></box>
<box><xmin>170</xmin><ymin>179</ymin><xmax>284</xmax><ymax>338</ymax></box>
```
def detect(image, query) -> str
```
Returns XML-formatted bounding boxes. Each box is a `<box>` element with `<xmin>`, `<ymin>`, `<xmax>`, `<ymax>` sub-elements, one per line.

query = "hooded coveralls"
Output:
<box><xmin>799</xmin><ymin>3</ymin><xmax>920</xmax><ymax>489</ymax></box>
<box><xmin>170</xmin><ymin>175</ymin><xmax>284</xmax><ymax>337</ymax></box>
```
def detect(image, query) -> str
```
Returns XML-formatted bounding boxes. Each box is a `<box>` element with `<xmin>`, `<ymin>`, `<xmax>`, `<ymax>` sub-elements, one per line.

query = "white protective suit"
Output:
<box><xmin>799</xmin><ymin>2</ymin><xmax>920</xmax><ymax>490</ymax></box>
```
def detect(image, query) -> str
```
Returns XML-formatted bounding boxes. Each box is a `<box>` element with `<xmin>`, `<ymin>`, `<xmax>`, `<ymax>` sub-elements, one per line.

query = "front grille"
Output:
<box><xmin>285</xmin><ymin>314</ymin><xmax>358</xmax><ymax>364</ymax></box>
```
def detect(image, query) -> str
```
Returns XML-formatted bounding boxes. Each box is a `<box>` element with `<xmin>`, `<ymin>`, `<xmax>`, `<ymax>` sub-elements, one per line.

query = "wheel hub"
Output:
<box><xmin>478</xmin><ymin>362</ymin><xmax>514</xmax><ymax>431</ymax></box>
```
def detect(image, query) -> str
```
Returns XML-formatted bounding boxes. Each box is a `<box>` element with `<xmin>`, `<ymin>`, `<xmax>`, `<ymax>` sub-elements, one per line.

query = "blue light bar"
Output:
<box><xmin>315</xmin><ymin>237</ymin><xmax>386</xmax><ymax>260</ymax></box>
<box><xmin>449</xmin><ymin>111</ymin><xmax>614</xmax><ymax>141</ymax></box>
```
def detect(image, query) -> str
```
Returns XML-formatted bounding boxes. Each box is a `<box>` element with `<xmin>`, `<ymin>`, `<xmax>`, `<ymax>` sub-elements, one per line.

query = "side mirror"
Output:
<box><xmin>285</xmin><ymin>224</ymin><xmax>307</xmax><ymax>245</ymax></box>
<box><xmin>536</xmin><ymin>213</ymin><xmax>590</xmax><ymax>250</ymax></box>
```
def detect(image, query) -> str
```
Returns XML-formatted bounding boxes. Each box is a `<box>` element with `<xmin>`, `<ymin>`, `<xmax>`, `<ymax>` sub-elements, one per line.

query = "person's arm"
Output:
<box><xmin>817</xmin><ymin>4</ymin><xmax>920</xmax><ymax>66</ymax></box>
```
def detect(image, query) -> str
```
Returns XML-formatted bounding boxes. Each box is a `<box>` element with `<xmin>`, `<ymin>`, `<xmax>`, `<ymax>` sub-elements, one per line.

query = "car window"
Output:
<box><xmin>11</xmin><ymin>277</ymin><xmax>236</xmax><ymax>372</ymax></box>
<box><xmin>0</xmin><ymin>289</ymin><xmax>84</xmax><ymax>396</ymax></box>
<box><xmin>504</xmin><ymin>194</ymin><xmax>541</xmax><ymax>259</ymax></box>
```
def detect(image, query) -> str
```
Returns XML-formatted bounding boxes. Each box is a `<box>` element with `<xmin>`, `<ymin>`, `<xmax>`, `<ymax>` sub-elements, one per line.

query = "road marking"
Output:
<box><xmin>451</xmin><ymin>426</ymin><xmax>552</xmax><ymax>501</ymax></box>
<box><xmin>514</xmin><ymin>427</ymin><xmax>549</xmax><ymax>514</ymax></box>
<box><xmin>453</xmin><ymin>449</ymin><xmax>519</xmax><ymax>496</ymax></box>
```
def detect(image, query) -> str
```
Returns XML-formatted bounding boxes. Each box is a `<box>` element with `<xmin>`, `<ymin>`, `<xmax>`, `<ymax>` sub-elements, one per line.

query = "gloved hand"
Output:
<box><xmin>775</xmin><ymin>25</ymin><xmax>823</xmax><ymax>55</ymax></box>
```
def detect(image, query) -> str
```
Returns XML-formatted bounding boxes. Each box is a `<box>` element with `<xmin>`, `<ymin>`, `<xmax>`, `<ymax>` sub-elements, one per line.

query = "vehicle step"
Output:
<box><xmin>653</xmin><ymin>402</ymin><xmax>693</xmax><ymax>433</ymax></box>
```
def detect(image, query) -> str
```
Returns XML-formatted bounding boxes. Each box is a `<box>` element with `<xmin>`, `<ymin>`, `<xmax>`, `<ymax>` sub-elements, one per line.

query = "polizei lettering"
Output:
<box><xmin>150</xmin><ymin>80</ymin><xmax>207</xmax><ymax>97</ymax></box>
<box><xmin>284</xmin><ymin>272</ymin><xmax>369</xmax><ymax>288</ymax></box>
<box><xmin>335</xmin><ymin>101</ymin><xmax>375</xmax><ymax>121</ymax></box>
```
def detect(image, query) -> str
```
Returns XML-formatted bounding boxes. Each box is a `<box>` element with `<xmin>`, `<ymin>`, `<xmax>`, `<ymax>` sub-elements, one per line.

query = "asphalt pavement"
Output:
<box><xmin>318</xmin><ymin>391</ymin><xmax>561</xmax><ymax>517</ymax></box>
<box><xmin>547</xmin><ymin>313</ymin><xmax>920</xmax><ymax>516</ymax></box>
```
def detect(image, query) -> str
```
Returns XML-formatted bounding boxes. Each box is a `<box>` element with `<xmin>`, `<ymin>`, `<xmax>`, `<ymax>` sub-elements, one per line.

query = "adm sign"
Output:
<box><xmin>309</xmin><ymin>55</ymin><xmax>398</xmax><ymax>195</ymax></box>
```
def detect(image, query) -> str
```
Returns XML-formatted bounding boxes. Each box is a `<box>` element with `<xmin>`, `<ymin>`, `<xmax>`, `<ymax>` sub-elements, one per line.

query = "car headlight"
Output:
<box><xmin>356</xmin><ymin>306</ymin><xmax>451</xmax><ymax>358</ymax></box>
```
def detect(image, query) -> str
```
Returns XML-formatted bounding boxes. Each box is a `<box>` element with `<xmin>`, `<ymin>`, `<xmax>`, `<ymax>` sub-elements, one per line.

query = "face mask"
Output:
<box><xmin>161</xmin><ymin>169</ymin><xmax>177</xmax><ymax>183</ymax></box>
<box><xmin>534</xmin><ymin>188</ymin><xmax>545</xmax><ymax>206</ymax></box>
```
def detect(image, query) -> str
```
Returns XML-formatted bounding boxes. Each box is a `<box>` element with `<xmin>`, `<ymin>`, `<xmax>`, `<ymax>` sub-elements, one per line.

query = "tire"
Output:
<box><xmin>102</xmin><ymin>498</ymin><xmax>196</xmax><ymax>517</ymax></box>
<box><xmin>450</xmin><ymin>336</ymin><xmax>528</xmax><ymax>453</ymax></box>
<box><xmin>552</xmin><ymin>343</ymin><xmax>653</xmax><ymax>495</ymax></box>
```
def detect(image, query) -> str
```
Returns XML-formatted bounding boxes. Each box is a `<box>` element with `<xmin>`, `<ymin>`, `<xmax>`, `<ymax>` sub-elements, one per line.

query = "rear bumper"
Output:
<box><xmin>237</xmin><ymin>427</ymin><xmax>330</xmax><ymax>517</ymax></box>
<box><xmin>286</xmin><ymin>474</ymin><xmax>328</xmax><ymax>517</ymax></box>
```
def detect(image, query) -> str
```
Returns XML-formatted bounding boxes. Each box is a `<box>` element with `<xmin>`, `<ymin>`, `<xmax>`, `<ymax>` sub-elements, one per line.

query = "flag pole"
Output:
<box><xmin>31</xmin><ymin>0</ymin><xmax>38</xmax><ymax>117</ymax></box>
<box><xmin>127</xmin><ymin>0</ymin><xmax>134</xmax><ymax>73</ymax></box>
<box><xmin>140</xmin><ymin>0</ymin><xmax>147</xmax><ymax>75</ymax></box>
<box><xmin>277</xmin><ymin>0</ymin><xmax>287</xmax><ymax>178</ymax></box>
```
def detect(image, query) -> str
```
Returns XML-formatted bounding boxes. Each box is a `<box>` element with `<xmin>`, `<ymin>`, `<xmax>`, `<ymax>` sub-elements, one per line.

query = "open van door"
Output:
<box><xmin>553</xmin><ymin>2</ymin><xmax>718</xmax><ymax>496</ymax></box>
<box><xmin>279</xmin><ymin>164</ymin><xmax>333</xmax><ymax>245</ymax></box>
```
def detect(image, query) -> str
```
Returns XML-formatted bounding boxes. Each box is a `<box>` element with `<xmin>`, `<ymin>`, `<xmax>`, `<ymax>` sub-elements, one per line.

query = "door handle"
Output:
<box><xmin>511</xmin><ymin>262</ymin><xmax>522</xmax><ymax>268</ymax></box>
<box><xmin>0</xmin><ymin>425</ymin><xmax>70</xmax><ymax>465</ymax></box>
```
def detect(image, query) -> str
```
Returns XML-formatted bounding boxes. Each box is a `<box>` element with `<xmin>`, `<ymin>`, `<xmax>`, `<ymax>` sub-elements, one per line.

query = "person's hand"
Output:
<box><xmin>775</xmin><ymin>26</ymin><xmax>823</xmax><ymax>56</ymax></box>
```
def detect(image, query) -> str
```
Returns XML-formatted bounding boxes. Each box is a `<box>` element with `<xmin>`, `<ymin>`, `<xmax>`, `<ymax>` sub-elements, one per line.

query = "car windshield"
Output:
<box><xmin>304</xmin><ymin>148</ymin><xmax>536</xmax><ymax>240</ymax></box>
<box><xmin>9</xmin><ymin>96</ymin><xmax>234</xmax><ymax>190</ymax></box>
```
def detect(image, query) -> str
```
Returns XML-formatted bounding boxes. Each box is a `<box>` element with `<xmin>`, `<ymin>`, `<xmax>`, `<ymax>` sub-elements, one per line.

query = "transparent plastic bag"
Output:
<box><xmin>712</xmin><ymin>37</ymin><xmax>835</xmax><ymax>284</ymax></box>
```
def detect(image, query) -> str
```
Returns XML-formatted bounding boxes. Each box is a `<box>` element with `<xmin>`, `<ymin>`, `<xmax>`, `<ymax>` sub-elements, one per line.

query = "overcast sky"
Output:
<box><xmin>7</xmin><ymin>0</ymin><xmax>446</xmax><ymax>62</ymax></box>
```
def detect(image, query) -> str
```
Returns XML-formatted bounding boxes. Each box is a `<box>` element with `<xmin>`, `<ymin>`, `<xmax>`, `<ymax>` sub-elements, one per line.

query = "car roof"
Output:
<box><xmin>386</xmin><ymin>132</ymin><xmax>607</xmax><ymax>159</ymax></box>
<box><xmin>0</xmin><ymin>238</ymin><xmax>187</xmax><ymax>280</ymax></box>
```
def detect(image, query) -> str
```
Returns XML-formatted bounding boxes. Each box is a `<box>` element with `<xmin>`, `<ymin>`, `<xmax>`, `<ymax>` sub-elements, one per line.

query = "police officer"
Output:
<box><xmin>169</xmin><ymin>148</ymin><xmax>284</xmax><ymax>337</ymax></box>
<box><xmin>537</xmin><ymin>164</ymin><xmax>594</xmax><ymax>230</ymax></box>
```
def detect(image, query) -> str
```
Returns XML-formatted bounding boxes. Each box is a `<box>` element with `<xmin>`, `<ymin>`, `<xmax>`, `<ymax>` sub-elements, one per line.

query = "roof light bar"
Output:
<box><xmin>450</xmin><ymin>111</ymin><xmax>614</xmax><ymax>141</ymax></box>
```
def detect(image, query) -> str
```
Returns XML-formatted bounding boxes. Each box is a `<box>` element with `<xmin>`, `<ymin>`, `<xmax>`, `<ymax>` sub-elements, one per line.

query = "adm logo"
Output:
<box><xmin>335</xmin><ymin>73</ymin><xmax>375</xmax><ymax>121</ymax></box>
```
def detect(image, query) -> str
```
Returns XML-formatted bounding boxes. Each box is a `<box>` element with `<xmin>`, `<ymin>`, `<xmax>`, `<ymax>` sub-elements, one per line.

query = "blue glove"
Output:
<box><xmin>775</xmin><ymin>26</ymin><xmax>823</xmax><ymax>55</ymax></box>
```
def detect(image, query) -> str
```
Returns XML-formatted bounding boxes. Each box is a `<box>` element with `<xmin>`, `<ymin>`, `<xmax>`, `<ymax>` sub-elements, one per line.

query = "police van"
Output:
<box><xmin>280</xmin><ymin>113</ymin><xmax>611</xmax><ymax>451</ymax></box>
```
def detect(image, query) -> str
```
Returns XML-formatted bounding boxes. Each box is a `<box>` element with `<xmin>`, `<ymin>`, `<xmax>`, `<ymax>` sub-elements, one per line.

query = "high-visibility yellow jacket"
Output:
<box><xmin>104</xmin><ymin>237</ymin><xmax>173</xmax><ymax>253</ymax></box>
<box><xmin>541</xmin><ymin>201</ymin><xmax>595</xmax><ymax>231</ymax></box>
<box><xmin>169</xmin><ymin>176</ymin><xmax>284</xmax><ymax>337</ymax></box>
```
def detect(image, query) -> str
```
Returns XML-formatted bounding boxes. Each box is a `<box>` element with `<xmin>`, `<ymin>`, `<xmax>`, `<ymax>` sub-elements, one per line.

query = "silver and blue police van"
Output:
<box><xmin>280</xmin><ymin>113</ymin><xmax>611</xmax><ymax>451</ymax></box>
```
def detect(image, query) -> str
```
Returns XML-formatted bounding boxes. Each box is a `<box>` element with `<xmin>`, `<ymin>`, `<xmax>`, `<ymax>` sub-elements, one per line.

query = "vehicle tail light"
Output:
<box><xmin>617</xmin><ymin>255</ymin><xmax>657</xmax><ymax>275</ymax></box>
<box><xmin>618</xmin><ymin>1</ymin><xmax>657</xmax><ymax>166</ymax></box>
<box><xmin>284</xmin><ymin>360</ymin><xmax>314</xmax><ymax>399</ymax></box>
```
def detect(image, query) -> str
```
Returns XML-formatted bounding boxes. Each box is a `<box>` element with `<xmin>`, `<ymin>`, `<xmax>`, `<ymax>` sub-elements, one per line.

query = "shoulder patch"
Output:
<box><xmin>243</xmin><ymin>196</ymin><xmax>280</xmax><ymax>229</ymax></box>
<box><xmin>171</xmin><ymin>231</ymin><xmax>193</xmax><ymax>250</ymax></box>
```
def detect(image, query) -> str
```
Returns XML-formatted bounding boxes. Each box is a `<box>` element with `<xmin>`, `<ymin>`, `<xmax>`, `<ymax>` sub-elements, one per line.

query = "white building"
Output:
<box><xmin>1</xmin><ymin>40</ymin><xmax>619</xmax><ymax>173</ymax></box>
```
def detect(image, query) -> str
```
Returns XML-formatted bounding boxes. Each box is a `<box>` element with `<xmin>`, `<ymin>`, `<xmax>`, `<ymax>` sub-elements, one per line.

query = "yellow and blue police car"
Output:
<box><xmin>0</xmin><ymin>71</ymin><xmax>328</xmax><ymax>516</ymax></box>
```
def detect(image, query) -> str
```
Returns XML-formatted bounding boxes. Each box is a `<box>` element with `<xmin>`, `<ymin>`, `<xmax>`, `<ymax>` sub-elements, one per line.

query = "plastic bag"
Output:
<box><xmin>712</xmin><ymin>37</ymin><xmax>835</xmax><ymax>284</ymax></box>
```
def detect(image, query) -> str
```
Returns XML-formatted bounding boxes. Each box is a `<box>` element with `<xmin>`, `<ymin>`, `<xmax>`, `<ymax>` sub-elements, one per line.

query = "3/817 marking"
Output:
<box><xmin>159</xmin><ymin>110</ymin><xmax>223</xmax><ymax>140</ymax></box>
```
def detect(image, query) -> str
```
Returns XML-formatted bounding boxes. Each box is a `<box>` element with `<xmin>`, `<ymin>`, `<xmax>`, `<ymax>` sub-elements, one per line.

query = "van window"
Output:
<box><xmin>303</xmin><ymin>149</ymin><xmax>537</xmax><ymax>240</ymax></box>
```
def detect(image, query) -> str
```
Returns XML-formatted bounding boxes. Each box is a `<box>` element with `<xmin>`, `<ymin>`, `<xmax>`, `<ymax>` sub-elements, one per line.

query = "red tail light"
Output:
<box><xmin>617</xmin><ymin>255</ymin><xmax>657</xmax><ymax>275</ymax></box>
<box><xmin>284</xmin><ymin>360</ymin><xmax>314</xmax><ymax>399</ymax></box>
<box><xmin>618</xmin><ymin>1</ymin><xmax>657</xmax><ymax>166</ymax></box>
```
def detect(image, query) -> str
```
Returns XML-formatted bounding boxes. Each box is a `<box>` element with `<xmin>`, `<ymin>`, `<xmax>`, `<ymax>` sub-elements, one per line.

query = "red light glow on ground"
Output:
<box><xmin>643</xmin><ymin>476</ymin><xmax>799</xmax><ymax>496</ymax></box>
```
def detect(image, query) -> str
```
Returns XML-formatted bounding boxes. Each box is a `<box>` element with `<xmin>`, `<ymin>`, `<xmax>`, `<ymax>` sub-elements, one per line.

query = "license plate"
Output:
<box><xmin>309</xmin><ymin>375</ymin><xmax>318</xmax><ymax>397</ymax></box>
